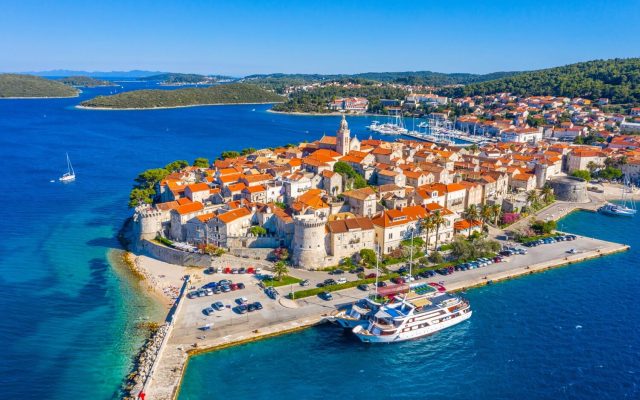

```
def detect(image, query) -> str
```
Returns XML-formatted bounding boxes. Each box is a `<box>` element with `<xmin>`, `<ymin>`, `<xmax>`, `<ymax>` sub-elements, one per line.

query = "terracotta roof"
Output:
<box><xmin>186</xmin><ymin>182</ymin><xmax>210</xmax><ymax>192</ymax></box>
<box><xmin>217</xmin><ymin>207</ymin><xmax>251</xmax><ymax>224</ymax></box>
<box><xmin>227</xmin><ymin>182</ymin><xmax>247</xmax><ymax>192</ymax></box>
<box><xmin>342</xmin><ymin>187</ymin><xmax>376</xmax><ymax>200</ymax></box>
<box><xmin>326</xmin><ymin>217</ymin><xmax>374</xmax><ymax>233</ymax></box>
<box><xmin>175</xmin><ymin>201</ymin><xmax>204</xmax><ymax>215</ymax></box>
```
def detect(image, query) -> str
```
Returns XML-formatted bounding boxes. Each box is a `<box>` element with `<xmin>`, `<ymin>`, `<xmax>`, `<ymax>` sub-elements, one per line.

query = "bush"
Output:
<box><xmin>571</xmin><ymin>169</ymin><xmax>591</xmax><ymax>181</ymax></box>
<box><xmin>250</xmin><ymin>226</ymin><xmax>267</xmax><ymax>236</ymax></box>
<box><xmin>359</xmin><ymin>248</ymin><xmax>377</xmax><ymax>266</ymax></box>
<box><xmin>531</xmin><ymin>219</ymin><xmax>557</xmax><ymax>235</ymax></box>
<box><xmin>428</xmin><ymin>251</ymin><xmax>444</xmax><ymax>264</ymax></box>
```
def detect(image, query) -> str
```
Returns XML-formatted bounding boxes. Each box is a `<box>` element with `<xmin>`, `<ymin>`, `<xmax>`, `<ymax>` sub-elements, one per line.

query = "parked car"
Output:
<box><xmin>376</xmin><ymin>281</ymin><xmax>387</xmax><ymax>287</ymax></box>
<box><xmin>331</xmin><ymin>269</ymin><xmax>344</xmax><ymax>275</ymax></box>
<box><xmin>221</xmin><ymin>285</ymin><xmax>231</xmax><ymax>293</ymax></box>
<box><xmin>391</xmin><ymin>277</ymin><xmax>405</xmax><ymax>284</ymax></box>
<box><xmin>230</xmin><ymin>283</ymin><xmax>238</xmax><ymax>291</ymax></box>
<box><xmin>255</xmin><ymin>267</ymin><xmax>262</xmax><ymax>274</ymax></box>
<box><xmin>239</xmin><ymin>267</ymin><xmax>246</xmax><ymax>274</ymax></box>
<box><xmin>357</xmin><ymin>284</ymin><xmax>369</xmax><ymax>291</ymax></box>
<box><xmin>237</xmin><ymin>282</ymin><xmax>245</xmax><ymax>290</ymax></box>
<box><xmin>236</xmin><ymin>304</ymin><xmax>248</xmax><ymax>314</ymax></box>
<box><xmin>212</xmin><ymin>301</ymin><xmax>224</xmax><ymax>311</ymax></box>
<box><xmin>316</xmin><ymin>282</ymin><xmax>325</xmax><ymax>288</ymax></box>
<box><xmin>324</xmin><ymin>279</ymin><xmax>337</xmax><ymax>286</ymax></box>
<box><xmin>300</xmin><ymin>279</ymin><xmax>310</xmax><ymax>287</ymax></box>
<box><xmin>365</xmin><ymin>273</ymin><xmax>376</xmax><ymax>279</ymax></box>
<box><xmin>247</xmin><ymin>303</ymin><xmax>257</xmax><ymax>312</ymax></box>
<box><xmin>204</xmin><ymin>267</ymin><xmax>215</xmax><ymax>274</ymax></box>
<box><xmin>203</xmin><ymin>307</ymin><xmax>215</xmax><ymax>316</ymax></box>
<box><xmin>336</xmin><ymin>277</ymin><xmax>347</xmax><ymax>284</ymax></box>
<box><xmin>231</xmin><ymin>268</ymin><xmax>239</xmax><ymax>274</ymax></box>
<box><xmin>319</xmin><ymin>291</ymin><xmax>333</xmax><ymax>301</ymax></box>
<box><xmin>218</xmin><ymin>279</ymin><xmax>231</xmax><ymax>286</ymax></box>
<box><xmin>253</xmin><ymin>301</ymin><xmax>263</xmax><ymax>310</ymax></box>
<box><xmin>236</xmin><ymin>297</ymin><xmax>248</xmax><ymax>305</ymax></box>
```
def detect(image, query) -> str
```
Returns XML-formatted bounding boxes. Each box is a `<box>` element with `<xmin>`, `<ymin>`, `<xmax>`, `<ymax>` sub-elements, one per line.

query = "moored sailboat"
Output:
<box><xmin>59</xmin><ymin>153</ymin><xmax>76</xmax><ymax>182</ymax></box>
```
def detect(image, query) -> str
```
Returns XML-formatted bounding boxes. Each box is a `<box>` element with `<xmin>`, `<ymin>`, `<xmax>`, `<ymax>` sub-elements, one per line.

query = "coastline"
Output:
<box><xmin>0</xmin><ymin>93</ymin><xmax>80</xmax><ymax>99</ymax></box>
<box><xmin>75</xmin><ymin>101</ymin><xmax>283</xmax><ymax>111</ymax></box>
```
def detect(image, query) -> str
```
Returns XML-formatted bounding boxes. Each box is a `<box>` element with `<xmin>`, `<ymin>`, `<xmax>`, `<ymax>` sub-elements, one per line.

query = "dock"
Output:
<box><xmin>137</xmin><ymin>232</ymin><xmax>629</xmax><ymax>400</ymax></box>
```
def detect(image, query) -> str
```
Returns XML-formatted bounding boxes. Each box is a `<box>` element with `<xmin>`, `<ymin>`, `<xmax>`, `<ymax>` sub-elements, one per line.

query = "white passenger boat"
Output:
<box><xmin>352</xmin><ymin>289</ymin><xmax>472</xmax><ymax>343</ymax></box>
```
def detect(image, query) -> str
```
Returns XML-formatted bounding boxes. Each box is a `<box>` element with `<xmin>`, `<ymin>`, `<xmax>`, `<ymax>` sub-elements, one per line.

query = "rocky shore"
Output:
<box><xmin>122</xmin><ymin>323</ymin><xmax>170</xmax><ymax>399</ymax></box>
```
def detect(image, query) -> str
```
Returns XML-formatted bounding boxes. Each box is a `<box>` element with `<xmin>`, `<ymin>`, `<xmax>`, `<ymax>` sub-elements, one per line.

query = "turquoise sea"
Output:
<box><xmin>178</xmin><ymin>211</ymin><xmax>640</xmax><ymax>400</ymax></box>
<box><xmin>1</xmin><ymin>82</ymin><xmax>638</xmax><ymax>399</ymax></box>
<box><xmin>0</xmin><ymin>83</ymin><xmax>383</xmax><ymax>399</ymax></box>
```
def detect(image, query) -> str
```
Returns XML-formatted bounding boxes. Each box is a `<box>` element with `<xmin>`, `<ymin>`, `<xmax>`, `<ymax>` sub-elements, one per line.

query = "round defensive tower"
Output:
<box><xmin>548</xmin><ymin>176</ymin><xmax>588</xmax><ymax>203</ymax></box>
<box><xmin>291</xmin><ymin>216</ymin><xmax>327</xmax><ymax>268</ymax></box>
<box><xmin>134</xmin><ymin>206</ymin><xmax>163</xmax><ymax>240</ymax></box>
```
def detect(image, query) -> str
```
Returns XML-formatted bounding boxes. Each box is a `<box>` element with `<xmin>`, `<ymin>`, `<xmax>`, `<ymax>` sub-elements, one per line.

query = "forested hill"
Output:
<box><xmin>56</xmin><ymin>76</ymin><xmax>116</xmax><ymax>87</ymax></box>
<box><xmin>438</xmin><ymin>58</ymin><xmax>640</xmax><ymax>104</ymax></box>
<box><xmin>79</xmin><ymin>83</ymin><xmax>283</xmax><ymax>109</ymax></box>
<box><xmin>0</xmin><ymin>74</ymin><xmax>79</xmax><ymax>98</ymax></box>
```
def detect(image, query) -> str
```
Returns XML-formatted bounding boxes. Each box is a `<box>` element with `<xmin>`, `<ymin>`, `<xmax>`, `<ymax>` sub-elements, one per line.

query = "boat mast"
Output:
<box><xmin>375</xmin><ymin>244</ymin><xmax>379</xmax><ymax>298</ymax></box>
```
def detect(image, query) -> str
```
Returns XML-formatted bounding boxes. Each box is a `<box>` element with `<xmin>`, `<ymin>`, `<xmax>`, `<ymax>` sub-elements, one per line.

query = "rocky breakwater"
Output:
<box><xmin>122</xmin><ymin>323</ymin><xmax>170</xmax><ymax>400</ymax></box>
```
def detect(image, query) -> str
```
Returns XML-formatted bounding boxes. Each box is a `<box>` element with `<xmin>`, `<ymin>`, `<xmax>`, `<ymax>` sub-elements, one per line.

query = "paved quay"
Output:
<box><xmin>139</xmin><ymin>233</ymin><xmax>629</xmax><ymax>400</ymax></box>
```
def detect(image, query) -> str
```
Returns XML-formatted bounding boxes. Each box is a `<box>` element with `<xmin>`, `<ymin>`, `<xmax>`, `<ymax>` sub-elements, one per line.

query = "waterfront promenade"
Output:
<box><xmin>138</xmin><ymin>232</ymin><xmax>628</xmax><ymax>400</ymax></box>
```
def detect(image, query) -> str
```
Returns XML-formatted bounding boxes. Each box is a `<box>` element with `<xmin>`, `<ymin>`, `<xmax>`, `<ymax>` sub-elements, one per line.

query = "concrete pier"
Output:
<box><xmin>138</xmin><ymin>233</ymin><xmax>628</xmax><ymax>400</ymax></box>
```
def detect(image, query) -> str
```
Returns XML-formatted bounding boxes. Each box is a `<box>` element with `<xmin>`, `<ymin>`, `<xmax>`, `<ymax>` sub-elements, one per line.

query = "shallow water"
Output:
<box><xmin>178</xmin><ymin>210</ymin><xmax>640</xmax><ymax>400</ymax></box>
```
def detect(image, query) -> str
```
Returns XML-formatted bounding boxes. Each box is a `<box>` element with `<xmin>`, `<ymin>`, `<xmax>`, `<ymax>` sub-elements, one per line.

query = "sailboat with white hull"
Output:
<box><xmin>59</xmin><ymin>153</ymin><xmax>76</xmax><ymax>182</ymax></box>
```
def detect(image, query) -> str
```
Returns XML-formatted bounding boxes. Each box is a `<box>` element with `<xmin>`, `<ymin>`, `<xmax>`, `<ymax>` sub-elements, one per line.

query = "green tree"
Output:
<box><xmin>428</xmin><ymin>250</ymin><xmax>444</xmax><ymax>264</ymax></box>
<box><xmin>193</xmin><ymin>157</ymin><xmax>210</xmax><ymax>168</ymax></box>
<box><xmin>491</xmin><ymin>204</ymin><xmax>502</xmax><ymax>225</ymax></box>
<box><xmin>241</xmin><ymin>147</ymin><xmax>256</xmax><ymax>155</ymax></box>
<box><xmin>420</xmin><ymin>216</ymin><xmax>436</xmax><ymax>252</ymax></box>
<box><xmin>250</xmin><ymin>226</ymin><xmax>267</xmax><ymax>236</ymax></box>
<box><xmin>463</xmin><ymin>205</ymin><xmax>480</xmax><ymax>238</ymax></box>
<box><xmin>571</xmin><ymin>169</ymin><xmax>591</xmax><ymax>181</ymax></box>
<box><xmin>480</xmin><ymin>204</ymin><xmax>493</xmax><ymax>231</ymax></box>
<box><xmin>526</xmin><ymin>190</ymin><xmax>541</xmax><ymax>208</ymax></box>
<box><xmin>220</xmin><ymin>150</ymin><xmax>241</xmax><ymax>160</ymax></box>
<box><xmin>165</xmin><ymin>160</ymin><xmax>189</xmax><ymax>172</ymax></box>
<box><xmin>431</xmin><ymin>210</ymin><xmax>446</xmax><ymax>251</ymax></box>
<box><xmin>359</xmin><ymin>248</ymin><xmax>377</xmax><ymax>266</ymax></box>
<box><xmin>129</xmin><ymin>187</ymin><xmax>154</xmax><ymax>207</ymax></box>
<box><xmin>273</xmin><ymin>261</ymin><xmax>289</xmax><ymax>281</ymax></box>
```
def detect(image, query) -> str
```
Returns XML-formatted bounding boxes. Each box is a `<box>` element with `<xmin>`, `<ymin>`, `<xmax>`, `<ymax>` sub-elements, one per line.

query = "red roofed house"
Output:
<box><xmin>170</xmin><ymin>201</ymin><xmax>205</xmax><ymax>241</ymax></box>
<box><xmin>185</xmin><ymin>183</ymin><xmax>211</xmax><ymax>203</ymax></box>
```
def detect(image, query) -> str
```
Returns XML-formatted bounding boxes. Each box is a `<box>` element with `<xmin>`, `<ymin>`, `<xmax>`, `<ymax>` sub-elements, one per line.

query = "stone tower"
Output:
<box><xmin>336</xmin><ymin>114</ymin><xmax>351</xmax><ymax>156</ymax></box>
<box><xmin>291</xmin><ymin>215</ymin><xmax>327</xmax><ymax>268</ymax></box>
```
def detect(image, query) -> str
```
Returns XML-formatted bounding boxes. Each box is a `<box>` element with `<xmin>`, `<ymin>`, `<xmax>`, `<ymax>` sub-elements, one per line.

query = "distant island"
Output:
<box><xmin>56</xmin><ymin>76</ymin><xmax>117</xmax><ymax>87</ymax></box>
<box><xmin>79</xmin><ymin>83</ymin><xmax>283</xmax><ymax>109</ymax></box>
<box><xmin>0</xmin><ymin>74</ymin><xmax>79</xmax><ymax>98</ymax></box>
<box><xmin>142</xmin><ymin>73</ymin><xmax>234</xmax><ymax>86</ymax></box>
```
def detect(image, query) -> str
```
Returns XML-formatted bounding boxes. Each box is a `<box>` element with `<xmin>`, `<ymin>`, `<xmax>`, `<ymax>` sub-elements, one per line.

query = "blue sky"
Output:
<box><xmin>2</xmin><ymin>0</ymin><xmax>639</xmax><ymax>76</ymax></box>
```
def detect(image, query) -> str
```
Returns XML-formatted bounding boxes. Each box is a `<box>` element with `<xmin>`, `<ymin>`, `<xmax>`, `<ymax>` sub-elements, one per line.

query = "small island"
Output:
<box><xmin>79</xmin><ymin>83</ymin><xmax>283</xmax><ymax>109</ymax></box>
<box><xmin>0</xmin><ymin>74</ymin><xmax>79</xmax><ymax>98</ymax></box>
<box><xmin>142</xmin><ymin>73</ymin><xmax>226</xmax><ymax>86</ymax></box>
<box><xmin>56</xmin><ymin>75</ymin><xmax>117</xmax><ymax>87</ymax></box>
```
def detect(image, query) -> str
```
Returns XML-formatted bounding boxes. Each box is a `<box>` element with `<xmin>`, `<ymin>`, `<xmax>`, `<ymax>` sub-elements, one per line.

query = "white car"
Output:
<box><xmin>216</xmin><ymin>266</ymin><xmax>223</xmax><ymax>273</ymax></box>
<box><xmin>403</xmin><ymin>274</ymin><xmax>415</xmax><ymax>282</ymax></box>
<box><xmin>255</xmin><ymin>267</ymin><xmax>262</xmax><ymax>275</ymax></box>
<box><xmin>336</xmin><ymin>278</ymin><xmax>347</xmax><ymax>284</ymax></box>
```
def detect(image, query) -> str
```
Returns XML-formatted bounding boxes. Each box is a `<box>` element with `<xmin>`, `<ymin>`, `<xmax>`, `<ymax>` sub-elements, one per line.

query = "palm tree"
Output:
<box><xmin>541</xmin><ymin>184</ymin><xmax>554</xmax><ymax>204</ymax></box>
<box><xmin>526</xmin><ymin>190</ymin><xmax>540</xmax><ymax>208</ymax></box>
<box><xmin>463</xmin><ymin>205</ymin><xmax>480</xmax><ymax>238</ymax></box>
<box><xmin>420</xmin><ymin>216</ymin><xmax>435</xmax><ymax>253</ymax></box>
<box><xmin>491</xmin><ymin>203</ymin><xmax>502</xmax><ymax>225</ymax></box>
<box><xmin>273</xmin><ymin>261</ymin><xmax>288</xmax><ymax>281</ymax></box>
<box><xmin>480</xmin><ymin>204</ymin><xmax>493</xmax><ymax>230</ymax></box>
<box><xmin>431</xmin><ymin>210</ymin><xmax>446</xmax><ymax>251</ymax></box>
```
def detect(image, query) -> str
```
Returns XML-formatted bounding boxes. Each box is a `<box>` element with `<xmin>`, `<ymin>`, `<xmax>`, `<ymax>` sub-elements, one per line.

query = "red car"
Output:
<box><xmin>391</xmin><ymin>277</ymin><xmax>405</xmax><ymax>284</ymax></box>
<box><xmin>365</xmin><ymin>273</ymin><xmax>376</xmax><ymax>279</ymax></box>
<box><xmin>230</xmin><ymin>283</ymin><xmax>239</xmax><ymax>291</ymax></box>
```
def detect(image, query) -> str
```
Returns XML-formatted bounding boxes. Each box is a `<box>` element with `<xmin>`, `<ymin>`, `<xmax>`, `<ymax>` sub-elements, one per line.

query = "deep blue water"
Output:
<box><xmin>0</xmin><ymin>83</ymin><xmax>384</xmax><ymax>399</ymax></box>
<box><xmin>179</xmin><ymin>210</ymin><xmax>640</xmax><ymax>400</ymax></box>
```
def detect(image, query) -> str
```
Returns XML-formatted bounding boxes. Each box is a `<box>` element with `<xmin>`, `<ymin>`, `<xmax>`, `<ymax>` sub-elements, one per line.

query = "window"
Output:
<box><xmin>388</xmin><ymin>233</ymin><xmax>393</xmax><ymax>239</ymax></box>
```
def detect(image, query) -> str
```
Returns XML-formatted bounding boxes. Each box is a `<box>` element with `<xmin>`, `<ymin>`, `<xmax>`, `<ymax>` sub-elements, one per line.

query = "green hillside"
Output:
<box><xmin>0</xmin><ymin>74</ymin><xmax>79</xmax><ymax>98</ymax></box>
<box><xmin>56</xmin><ymin>76</ymin><xmax>116</xmax><ymax>87</ymax></box>
<box><xmin>80</xmin><ymin>83</ymin><xmax>283</xmax><ymax>109</ymax></box>
<box><xmin>438</xmin><ymin>58</ymin><xmax>640</xmax><ymax>104</ymax></box>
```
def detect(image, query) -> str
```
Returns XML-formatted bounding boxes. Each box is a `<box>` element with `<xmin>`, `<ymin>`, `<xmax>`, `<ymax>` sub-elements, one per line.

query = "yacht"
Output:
<box><xmin>59</xmin><ymin>153</ymin><xmax>76</xmax><ymax>182</ymax></box>
<box><xmin>352</xmin><ymin>289</ymin><xmax>472</xmax><ymax>343</ymax></box>
<box><xmin>333</xmin><ymin>297</ymin><xmax>383</xmax><ymax>329</ymax></box>
<box><xmin>599</xmin><ymin>177</ymin><xmax>636</xmax><ymax>217</ymax></box>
